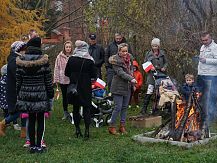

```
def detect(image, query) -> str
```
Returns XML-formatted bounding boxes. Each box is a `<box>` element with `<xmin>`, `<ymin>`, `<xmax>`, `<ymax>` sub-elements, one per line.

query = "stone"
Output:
<box><xmin>129</xmin><ymin>116</ymin><xmax>162</xmax><ymax>128</ymax></box>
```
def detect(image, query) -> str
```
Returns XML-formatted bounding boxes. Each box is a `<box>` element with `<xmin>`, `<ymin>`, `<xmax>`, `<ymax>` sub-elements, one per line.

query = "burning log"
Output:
<box><xmin>173</xmin><ymin>92</ymin><xmax>194</xmax><ymax>141</ymax></box>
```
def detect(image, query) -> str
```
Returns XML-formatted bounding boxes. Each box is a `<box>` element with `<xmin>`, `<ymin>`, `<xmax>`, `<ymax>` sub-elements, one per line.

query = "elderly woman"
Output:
<box><xmin>108</xmin><ymin>43</ymin><xmax>137</xmax><ymax>135</ymax></box>
<box><xmin>65</xmin><ymin>40</ymin><xmax>97</xmax><ymax>139</ymax></box>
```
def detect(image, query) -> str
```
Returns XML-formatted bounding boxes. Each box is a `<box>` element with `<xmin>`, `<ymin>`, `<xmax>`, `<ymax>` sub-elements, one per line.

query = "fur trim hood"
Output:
<box><xmin>16</xmin><ymin>54</ymin><xmax>49</xmax><ymax>67</ymax></box>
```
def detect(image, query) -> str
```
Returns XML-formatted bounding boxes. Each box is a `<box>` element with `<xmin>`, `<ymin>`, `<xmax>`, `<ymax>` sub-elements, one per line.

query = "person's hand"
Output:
<box><xmin>199</xmin><ymin>57</ymin><xmax>206</xmax><ymax>63</ymax></box>
<box><xmin>161</xmin><ymin>67</ymin><xmax>166</xmax><ymax>72</ymax></box>
<box><xmin>133</xmin><ymin>86</ymin><xmax>137</xmax><ymax>91</ymax></box>
<box><xmin>131</xmin><ymin>79</ymin><xmax>137</xmax><ymax>84</ymax></box>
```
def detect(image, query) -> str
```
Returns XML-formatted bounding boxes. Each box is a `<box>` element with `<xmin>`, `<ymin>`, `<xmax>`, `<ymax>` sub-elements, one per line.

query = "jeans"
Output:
<box><xmin>110</xmin><ymin>93</ymin><xmax>131</xmax><ymax>124</ymax></box>
<box><xmin>197</xmin><ymin>75</ymin><xmax>217</xmax><ymax>123</ymax></box>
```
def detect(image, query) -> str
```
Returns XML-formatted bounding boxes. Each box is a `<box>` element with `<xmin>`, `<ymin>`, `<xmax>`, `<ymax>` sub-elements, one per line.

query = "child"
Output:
<box><xmin>129</xmin><ymin>60</ymin><xmax>143</xmax><ymax>108</ymax></box>
<box><xmin>0</xmin><ymin>64</ymin><xmax>21</xmax><ymax>131</ymax></box>
<box><xmin>181</xmin><ymin>74</ymin><xmax>199</xmax><ymax>102</ymax></box>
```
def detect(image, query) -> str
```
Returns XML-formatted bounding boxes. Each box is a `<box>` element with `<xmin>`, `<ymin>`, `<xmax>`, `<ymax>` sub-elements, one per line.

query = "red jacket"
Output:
<box><xmin>133</xmin><ymin>61</ymin><xmax>143</xmax><ymax>89</ymax></box>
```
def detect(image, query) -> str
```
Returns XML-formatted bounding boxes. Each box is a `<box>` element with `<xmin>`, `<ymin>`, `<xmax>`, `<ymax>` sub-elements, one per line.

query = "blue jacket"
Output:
<box><xmin>181</xmin><ymin>83</ymin><xmax>199</xmax><ymax>101</ymax></box>
<box><xmin>0</xmin><ymin>75</ymin><xmax>8</xmax><ymax>110</ymax></box>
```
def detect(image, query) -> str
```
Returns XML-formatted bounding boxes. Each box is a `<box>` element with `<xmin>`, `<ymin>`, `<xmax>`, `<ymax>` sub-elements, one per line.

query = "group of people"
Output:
<box><xmin>0</xmin><ymin>30</ymin><xmax>217</xmax><ymax>153</ymax></box>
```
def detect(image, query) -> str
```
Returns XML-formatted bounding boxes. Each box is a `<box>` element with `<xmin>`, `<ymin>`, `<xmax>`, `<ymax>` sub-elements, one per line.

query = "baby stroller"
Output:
<box><xmin>151</xmin><ymin>71</ymin><xmax>179</xmax><ymax>116</ymax></box>
<box><xmin>91</xmin><ymin>88</ymin><xmax>114</xmax><ymax>128</ymax></box>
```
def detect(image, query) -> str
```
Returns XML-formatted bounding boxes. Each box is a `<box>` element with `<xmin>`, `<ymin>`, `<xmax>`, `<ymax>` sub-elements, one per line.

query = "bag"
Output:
<box><xmin>67</xmin><ymin>83</ymin><xmax>78</xmax><ymax>96</ymax></box>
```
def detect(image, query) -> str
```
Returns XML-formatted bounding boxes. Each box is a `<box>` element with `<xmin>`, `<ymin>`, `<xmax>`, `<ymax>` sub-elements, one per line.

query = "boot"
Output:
<box><xmin>0</xmin><ymin>119</ymin><xmax>6</xmax><ymax>136</ymax></box>
<box><xmin>108</xmin><ymin>124</ymin><xmax>119</xmax><ymax>135</ymax></box>
<box><xmin>75</xmin><ymin>127</ymin><xmax>83</xmax><ymax>138</ymax></box>
<box><xmin>20</xmin><ymin>127</ymin><xmax>26</xmax><ymax>138</ymax></box>
<box><xmin>119</xmin><ymin>123</ymin><xmax>127</xmax><ymax>134</ymax></box>
<box><xmin>84</xmin><ymin>127</ymin><xmax>89</xmax><ymax>140</ymax></box>
<box><xmin>140</xmin><ymin>94</ymin><xmax>152</xmax><ymax>116</ymax></box>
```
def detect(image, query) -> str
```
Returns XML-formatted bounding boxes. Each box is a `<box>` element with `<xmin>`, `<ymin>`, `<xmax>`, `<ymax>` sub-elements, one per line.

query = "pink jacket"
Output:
<box><xmin>53</xmin><ymin>52</ymin><xmax>70</xmax><ymax>84</ymax></box>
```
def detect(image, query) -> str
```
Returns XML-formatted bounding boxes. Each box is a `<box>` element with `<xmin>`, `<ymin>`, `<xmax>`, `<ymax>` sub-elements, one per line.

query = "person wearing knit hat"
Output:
<box><xmin>151</xmin><ymin>38</ymin><xmax>160</xmax><ymax>47</ymax></box>
<box><xmin>11</xmin><ymin>41</ymin><xmax>27</xmax><ymax>53</ymax></box>
<box><xmin>65</xmin><ymin>40</ymin><xmax>97</xmax><ymax>139</ymax></box>
<box><xmin>139</xmin><ymin>37</ymin><xmax>168</xmax><ymax>117</ymax></box>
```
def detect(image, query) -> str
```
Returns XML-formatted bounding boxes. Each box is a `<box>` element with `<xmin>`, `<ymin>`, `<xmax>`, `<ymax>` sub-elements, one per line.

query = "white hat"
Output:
<box><xmin>11</xmin><ymin>41</ymin><xmax>26</xmax><ymax>52</ymax></box>
<box><xmin>151</xmin><ymin>38</ymin><xmax>160</xmax><ymax>46</ymax></box>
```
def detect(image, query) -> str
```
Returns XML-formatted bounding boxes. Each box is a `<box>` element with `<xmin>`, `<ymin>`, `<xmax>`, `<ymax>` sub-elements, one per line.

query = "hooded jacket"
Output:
<box><xmin>109</xmin><ymin>54</ymin><xmax>134</xmax><ymax>96</ymax></box>
<box><xmin>53</xmin><ymin>51</ymin><xmax>70</xmax><ymax>84</ymax></box>
<box><xmin>133</xmin><ymin>61</ymin><xmax>143</xmax><ymax>90</ymax></box>
<box><xmin>16</xmin><ymin>47</ymin><xmax>54</xmax><ymax>113</ymax></box>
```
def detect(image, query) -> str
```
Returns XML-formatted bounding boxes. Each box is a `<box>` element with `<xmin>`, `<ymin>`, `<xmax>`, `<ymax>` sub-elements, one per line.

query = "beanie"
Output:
<box><xmin>151</xmin><ymin>38</ymin><xmax>160</xmax><ymax>46</ymax></box>
<box><xmin>27</xmin><ymin>37</ymin><xmax>41</xmax><ymax>48</ymax></box>
<box><xmin>11</xmin><ymin>41</ymin><xmax>27</xmax><ymax>52</ymax></box>
<box><xmin>1</xmin><ymin>64</ymin><xmax>7</xmax><ymax>76</ymax></box>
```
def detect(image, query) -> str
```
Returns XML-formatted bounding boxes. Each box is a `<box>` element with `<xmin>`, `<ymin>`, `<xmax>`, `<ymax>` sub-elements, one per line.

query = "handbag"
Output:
<box><xmin>67</xmin><ymin>59</ymin><xmax>85</xmax><ymax>97</ymax></box>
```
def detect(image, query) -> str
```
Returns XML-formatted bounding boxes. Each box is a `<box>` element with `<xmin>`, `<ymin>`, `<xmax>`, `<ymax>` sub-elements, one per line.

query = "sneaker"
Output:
<box><xmin>41</xmin><ymin>140</ymin><xmax>47</xmax><ymax>148</ymax></box>
<box><xmin>62</xmin><ymin>111</ymin><xmax>70</xmax><ymax>120</ymax></box>
<box><xmin>13</xmin><ymin>124</ymin><xmax>21</xmax><ymax>130</ymax></box>
<box><xmin>23</xmin><ymin>140</ymin><xmax>30</xmax><ymax>148</ymax></box>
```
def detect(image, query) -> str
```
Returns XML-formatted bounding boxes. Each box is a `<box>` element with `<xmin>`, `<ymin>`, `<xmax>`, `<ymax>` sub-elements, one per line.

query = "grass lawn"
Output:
<box><xmin>1</xmin><ymin>99</ymin><xmax>217</xmax><ymax>163</ymax></box>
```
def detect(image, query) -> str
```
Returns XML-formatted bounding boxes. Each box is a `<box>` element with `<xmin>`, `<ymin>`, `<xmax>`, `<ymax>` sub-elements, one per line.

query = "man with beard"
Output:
<box><xmin>105</xmin><ymin>33</ymin><xmax>133</xmax><ymax>92</ymax></box>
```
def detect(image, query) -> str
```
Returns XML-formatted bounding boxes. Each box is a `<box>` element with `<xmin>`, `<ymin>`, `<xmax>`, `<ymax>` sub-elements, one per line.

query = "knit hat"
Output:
<box><xmin>27</xmin><ymin>37</ymin><xmax>41</xmax><ymax>48</ymax></box>
<box><xmin>11</xmin><ymin>41</ymin><xmax>27</xmax><ymax>52</ymax></box>
<box><xmin>1</xmin><ymin>64</ymin><xmax>7</xmax><ymax>75</ymax></box>
<box><xmin>151</xmin><ymin>38</ymin><xmax>160</xmax><ymax>46</ymax></box>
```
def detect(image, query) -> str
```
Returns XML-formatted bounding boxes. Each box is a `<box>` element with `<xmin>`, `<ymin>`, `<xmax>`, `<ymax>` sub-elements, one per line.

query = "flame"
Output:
<box><xmin>175</xmin><ymin>103</ymin><xmax>200</xmax><ymax>131</ymax></box>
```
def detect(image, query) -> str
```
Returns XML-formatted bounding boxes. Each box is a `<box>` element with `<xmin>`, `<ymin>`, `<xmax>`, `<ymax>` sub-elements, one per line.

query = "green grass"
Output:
<box><xmin>1</xmin><ymin>99</ymin><xmax>217</xmax><ymax>163</ymax></box>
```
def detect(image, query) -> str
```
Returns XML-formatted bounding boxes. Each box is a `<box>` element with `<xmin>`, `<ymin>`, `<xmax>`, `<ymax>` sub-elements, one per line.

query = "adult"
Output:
<box><xmin>197</xmin><ymin>31</ymin><xmax>217</xmax><ymax>122</ymax></box>
<box><xmin>140</xmin><ymin>38</ymin><xmax>168</xmax><ymax>116</ymax></box>
<box><xmin>0</xmin><ymin>41</ymin><xmax>27</xmax><ymax>136</ymax></box>
<box><xmin>16</xmin><ymin>37</ymin><xmax>54</xmax><ymax>153</ymax></box>
<box><xmin>108</xmin><ymin>43</ymin><xmax>137</xmax><ymax>135</ymax></box>
<box><xmin>105</xmin><ymin>33</ymin><xmax>133</xmax><ymax>92</ymax></box>
<box><xmin>65</xmin><ymin>40</ymin><xmax>97</xmax><ymax>139</ymax></box>
<box><xmin>88</xmin><ymin>34</ymin><xmax>105</xmax><ymax>79</ymax></box>
<box><xmin>54</xmin><ymin>41</ymin><xmax>73</xmax><ymax>120</ymax></box>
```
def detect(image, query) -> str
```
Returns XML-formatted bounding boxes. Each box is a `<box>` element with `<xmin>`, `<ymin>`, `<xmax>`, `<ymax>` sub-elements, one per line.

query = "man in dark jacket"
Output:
<box><xmin>88</xmin><ymin>34</ymin><xmax>105</xmax><ymax>79</ymax></box>
<box><xmin>105</xmin><ymin>33</ymin><xmax>133</xmax><ymax>92</ymax></box>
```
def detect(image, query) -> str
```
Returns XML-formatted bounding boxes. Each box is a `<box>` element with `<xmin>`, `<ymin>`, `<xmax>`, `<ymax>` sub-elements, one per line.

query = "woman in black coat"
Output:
<box><xmin>16</xmin><ymin>37</ymin><xmax>54</xmax><ymax>153</ymax></box>
<box><xmin>65</xmin><ymin>40</ymin><xmax>97</xmax><ymax>139</ymax></box>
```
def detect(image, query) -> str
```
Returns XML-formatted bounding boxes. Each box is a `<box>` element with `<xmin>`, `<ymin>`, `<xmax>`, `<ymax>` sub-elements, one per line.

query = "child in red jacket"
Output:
<box><xmin>130</xmin><ymin>60</ymin><xmax>143</xmax><ymax>108</ymax></box>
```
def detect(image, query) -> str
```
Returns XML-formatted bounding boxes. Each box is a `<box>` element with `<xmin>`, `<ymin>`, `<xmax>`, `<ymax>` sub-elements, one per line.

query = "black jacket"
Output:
<box><xmin>16</xmin><ymin>48</ymin><xmax>54</xmax><ymax>113</ymax></box>
<box><xmin>105</xmin><ymin>39</ymin><xmax>132</xmax><ymax>69</ymax></box>
<box><xmin>6</xmin><ymin>51</ymin><xmax>19</xmax><ymax>113</ymax></box>
<box><xmin>88</xmin><ymin>44</ymin><xmax>105</xmax><ymax>67</ymax></box>
<box><xmin>65</xmin><ymin>56</ymin><xmax>97</xmax><ymax>107</ymax></box>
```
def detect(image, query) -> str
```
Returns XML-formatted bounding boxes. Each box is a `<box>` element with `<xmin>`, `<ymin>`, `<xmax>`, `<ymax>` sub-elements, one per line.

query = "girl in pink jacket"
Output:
<box><xmin>54</xmin><ymin>41</ymin><xmax>73</xmax><ymax>121</ymax></box>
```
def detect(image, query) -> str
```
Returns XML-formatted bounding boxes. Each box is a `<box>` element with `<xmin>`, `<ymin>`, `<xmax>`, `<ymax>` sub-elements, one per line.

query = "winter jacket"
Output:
<box><xmin>53</xmin><ymin>51</ymin><xmax>70</xmax><ymax>84</ymax></box>
<box><xmin>6</xmin><ymin>51</ymin><xmax>19</xmax><ymax>113</ymax></box>
<box><xmin>133</xmin><ymin>61</ymin><xmax>143</xmax><ymax>90</ymax></box>
<box><xmin>198</xmin><ymin>40</ymin><xmax>217</xmax><ymax>76</ymax></box>
<box><xmin>0</xmin><ymin>75</ymin><xmax>8</xmax><ymax>110</ymax></box>
<box><xmin>181</xmin><ymin>83</ymin><xmax>199</xmax><ymax>101</ymax></box>
<box><xmin>109</xmin><ymin>54</ymin><xmax>134</xmax><ymax>96</ymax></box>
<box><xmin>16</xmin><ymin>48</ymin><xmax>54</xmax><ymax>113</ymax></box>
<box><xmin>65</xmin><ymin>56</ymin><xmax>97</xmax><ymax>107</ymax></box>
<box><xmin>144</xmin><ymin>50</ymin><xmax>168</xmax><ymax>85</ymax></box>
<box><xmin>88</xmin><ymin>44</ymin><xmax>105</xmax><ymax>67</ymax></box>
<box><xmin>105</xmin><ymin>39</ymin><xmax>133</xmax><ymax>69</ymax></box>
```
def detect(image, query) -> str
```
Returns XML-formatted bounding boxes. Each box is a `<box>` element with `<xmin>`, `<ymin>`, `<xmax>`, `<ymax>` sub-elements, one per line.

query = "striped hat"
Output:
<box><xmin>11</xmin><ymin>41</ymin><xmax>27</xmax><ymax>52</ymax></box>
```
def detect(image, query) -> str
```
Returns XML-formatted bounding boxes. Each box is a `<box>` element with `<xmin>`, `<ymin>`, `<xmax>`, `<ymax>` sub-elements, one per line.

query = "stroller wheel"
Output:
<box><xmin>105</xmin><ymin>113</ymin><xmax>112</xmax><ymax>125</ymax></box>
<box><xmin>91</xmin><ymin>117</ymin><xmax>104</xmax><ymax>128</ymax></box>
